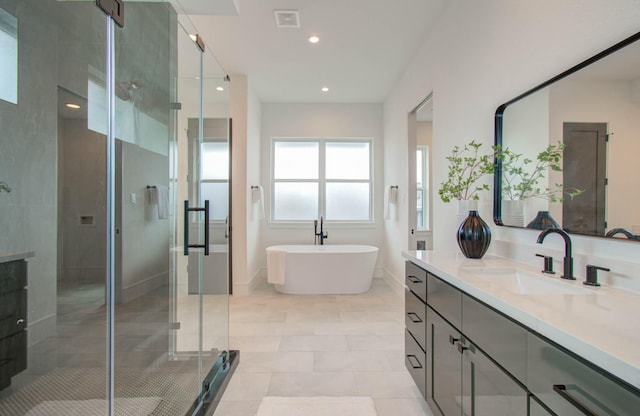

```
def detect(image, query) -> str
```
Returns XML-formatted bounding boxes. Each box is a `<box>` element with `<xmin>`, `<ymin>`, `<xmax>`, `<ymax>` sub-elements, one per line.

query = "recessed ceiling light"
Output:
<box><xmin>216</xmin><ymin>86</ymin><xmax>224</xmax><ymax>92</ymax></box>
<box><xmin>65</xmin><ymin>103</ymin><xmax>81</xmax><ymax>109</ymax></box>
<box><xmin>308</xmin><ymin>35</ymin><xmax>320</xmax><ymax>44</ymax></box>
<box><xmin>321</xmin><ymin>87</ymin><xmax>329</xmax><ymax>93</ymax></box>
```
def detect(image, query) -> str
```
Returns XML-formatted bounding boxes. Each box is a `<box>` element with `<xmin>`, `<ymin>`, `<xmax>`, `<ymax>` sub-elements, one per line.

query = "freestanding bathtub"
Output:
<box><xmin>266</xmin><ymin>245</ymin><xmax>379</xmax><ymax>295</ymax></box>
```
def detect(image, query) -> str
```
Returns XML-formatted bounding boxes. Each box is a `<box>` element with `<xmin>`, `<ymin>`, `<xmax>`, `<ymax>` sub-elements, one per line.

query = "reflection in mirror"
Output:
<box><xmin>495</xmin><ymin>31</ymin><xmax>640</xmax><ymax>241</ymax></box>
<box><xmin>408</xmin><ymin>94</ymin><xmax>433</xmax><ymax>250</ymax></box>
<box><xmin>0</xmin><ymin>7</ymin><xmax>17</xmax><ymax>104</ymax></box>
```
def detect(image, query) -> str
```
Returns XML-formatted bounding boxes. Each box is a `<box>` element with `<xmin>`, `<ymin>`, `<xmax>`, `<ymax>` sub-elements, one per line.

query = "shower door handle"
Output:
<box><xmin>183</xmin><ymin>200</ymin><xmax>210</xmax><ymax>256</ymax></box>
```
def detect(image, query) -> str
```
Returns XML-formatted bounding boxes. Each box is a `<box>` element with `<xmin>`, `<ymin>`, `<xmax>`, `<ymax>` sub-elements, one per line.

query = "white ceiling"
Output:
<box><xmin>183</xmin><ymin>0</ymin><xmax>448</xmax><ymax>103</ymax></box>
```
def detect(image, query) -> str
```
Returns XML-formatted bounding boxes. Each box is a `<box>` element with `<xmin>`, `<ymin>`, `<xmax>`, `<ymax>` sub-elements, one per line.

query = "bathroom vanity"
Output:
<box><xmin>0</xmin><ymin>251</ymin><xmax>31</xmax><ymax>390</ymax></box>
<box><xmin>403</xmin><ymin>250</ymin><xmax>640</xmax><ymax>416</ymax></box>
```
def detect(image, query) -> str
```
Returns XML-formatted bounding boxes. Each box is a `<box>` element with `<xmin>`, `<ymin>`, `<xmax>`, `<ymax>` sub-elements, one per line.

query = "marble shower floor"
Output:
<box><xmin>214</xmin><ymin>278</ymin><xmax>434</xmax><ymax>416</ymax></box>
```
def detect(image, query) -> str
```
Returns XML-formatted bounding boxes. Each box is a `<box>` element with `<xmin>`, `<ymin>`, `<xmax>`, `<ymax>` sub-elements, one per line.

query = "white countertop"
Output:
<box><xmin>0</xmin><ymin>250</ymin><xmax>35</xmax><ymax>264</ymax></box>
<box><xmin>403</xmin><ymin>250</ymin><xmax>640</xmax><ymax>390</ymax></box>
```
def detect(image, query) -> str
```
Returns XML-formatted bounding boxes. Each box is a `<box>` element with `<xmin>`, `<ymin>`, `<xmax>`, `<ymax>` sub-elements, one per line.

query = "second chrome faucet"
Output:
<box><xmin>536</xmin><ymin>228</ymin><xmax>574</xmax><ymax>280</ymax></box>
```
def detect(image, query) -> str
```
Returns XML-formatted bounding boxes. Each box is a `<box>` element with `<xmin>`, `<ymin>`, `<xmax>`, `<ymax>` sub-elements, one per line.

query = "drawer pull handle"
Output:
<box><xmin>406</xmin><ymin>354</ymin><xmax>423</xmax><ymax>369</ymax></box>
<box><xmin>456</xmin><ymin>343</ymin><xmax>468</xmax><ymax>354</ymax></box>
<box><xmin>553</xmin><ymin>384</ymin><xmax>597</xmax><ymax>416</ymax></box>
<box><xmin>407</xmin><ymin>275</ymin><xmax>422</xmax><ymax>284</ymax></box>
<box><xmin>448</xmin><ymin>335</ymin><xmax>460</xmax><ymax>345</ymax></box>
<box><xmin>407</xmin><ymin>312</ymin><xmax>422</xmax><ymax>323</ymax></box>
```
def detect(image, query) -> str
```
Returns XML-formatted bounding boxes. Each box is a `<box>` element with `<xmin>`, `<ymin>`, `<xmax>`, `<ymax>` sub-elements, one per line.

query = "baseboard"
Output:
<box><xmin>27</xmin><ymin>313</ymin><xmax>56</xmax><ymax>347</ymax></box>
<box><xmin>382</xmin><ymin>267</ymin><xmax>404</xmax><ymax>297</ymax></box>
<box><xmin>232</xmin><ymin>268</ymin><xmax>265</xmax><ymax>295</ymax></box>
<box><xmin>120</xmin><ymin>271</ymin><xmax>167</xmax><ymax>303</ymax></box>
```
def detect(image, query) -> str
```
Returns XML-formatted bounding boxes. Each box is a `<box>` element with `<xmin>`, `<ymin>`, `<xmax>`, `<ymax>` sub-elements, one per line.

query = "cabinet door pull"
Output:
<box><xmin>407</xmin><ymin>312</ymin><xmax>422</xmax><ymax>323</ymax></box>
<box><xmin>406</xmin><ymin>354</ymin><xmax>423</xmax><ymax>369</ymax></box>
<box><xmin>552</xmin><ymin>384</ymin><xmax>597</xmax><ymax>416</ymax></box>
<box><xmin>448</xmin><ymin>335</ymin><xmax>460</xmax><ymax>345</ymax></box>
<box><xmin>407</xmin><ymin>275</ymin><xmax>422</xmax><ymax>284</ymax></box>
<box><xmin>456</xmin><ymin>343</ymin><xmax>468</xmax><ymax>354</ymax></box>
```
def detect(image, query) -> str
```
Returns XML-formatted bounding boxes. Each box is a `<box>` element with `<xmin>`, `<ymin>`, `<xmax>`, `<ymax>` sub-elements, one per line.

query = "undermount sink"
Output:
<box><xmin>460</xmin><ymin>267</ymin><xmax>593</xmax><ymax>295</ymax></box>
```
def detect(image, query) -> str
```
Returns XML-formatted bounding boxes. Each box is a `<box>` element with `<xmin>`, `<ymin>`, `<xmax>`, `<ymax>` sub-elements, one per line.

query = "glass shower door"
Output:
<box><xmin>111</xmin><ymin>3</ymin><xmax>233</xmax><ymax>415</ymax></box>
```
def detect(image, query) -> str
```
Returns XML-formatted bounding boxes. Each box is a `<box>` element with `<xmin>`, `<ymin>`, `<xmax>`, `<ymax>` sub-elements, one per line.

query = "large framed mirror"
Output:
<box><xmin>494</xmin><ymin>30</ymin><xmax>640</xmax><ymax>242</ymax></box>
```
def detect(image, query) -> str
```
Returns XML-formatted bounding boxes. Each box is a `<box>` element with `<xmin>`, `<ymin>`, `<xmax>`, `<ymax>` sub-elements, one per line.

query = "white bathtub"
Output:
<box><xmin>266</xmin><ymin>245</ymin><xmax>379</xmax><ymax>295</ymax></box>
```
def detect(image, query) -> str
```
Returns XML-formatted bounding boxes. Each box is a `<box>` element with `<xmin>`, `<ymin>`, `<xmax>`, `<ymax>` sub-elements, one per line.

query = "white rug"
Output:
<box><xmin>257</xmin><ymin>397</ymin><xmax>377</xmax><ymax>416</ymax></box>
<box><xmin>25</xmin><ymin>397</ymin><xmax>161</xmax><ymax>416</ymax></box>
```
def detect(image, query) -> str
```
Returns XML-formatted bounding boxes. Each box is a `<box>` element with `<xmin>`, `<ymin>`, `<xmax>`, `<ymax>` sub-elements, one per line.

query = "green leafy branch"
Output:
<box><xmin>0</xmin><ymin>181</ymin><xmax>11</xmax><ymax>193</ymax></box>
<box><xmin>438</xmin><ymin>140</ymin><xmax>496</xmax><ymax>203</ymax></box>
<box><xmin>496</xmin><ymin>142</ymin><xmax>583</xmax><ymax>202</ymax></box>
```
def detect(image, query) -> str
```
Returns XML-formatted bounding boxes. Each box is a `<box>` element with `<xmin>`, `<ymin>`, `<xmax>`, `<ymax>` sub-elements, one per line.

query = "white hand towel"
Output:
<box><xmin>156</xmin><ymin>185</ymin><xmax>169</xmax><ymax>219</ymax></box>
<box><xmin>266</xmin><ymin>248</ymin><xmax>286</xmax><ymax>285</ymax></box>
<box><xmin>252</xmin><ymin>186</ymin><xmax>265</xmax><ymax>219</ymax></box>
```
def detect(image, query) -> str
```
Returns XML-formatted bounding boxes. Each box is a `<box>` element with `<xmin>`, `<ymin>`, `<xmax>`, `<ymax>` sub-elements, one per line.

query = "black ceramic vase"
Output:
<box><xmin>526</xmin><ymin>210</ymin><xmax>560</xmax><ymax>230</ymax></box>
<box><xmin>457</xmin><ymin>210</ymin><xmax>491</xmax><ymax>259</ymax></box>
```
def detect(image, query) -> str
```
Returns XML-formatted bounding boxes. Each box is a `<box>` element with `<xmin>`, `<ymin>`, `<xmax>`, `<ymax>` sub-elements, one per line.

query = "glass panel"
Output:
<box><xmin>0</xmin><ymin>8</ymin><xmax>17</xmax><ymax>104</ymax></box>
<box><xmin>326</xmin><ymin>182</ymin><xmax>370</xmax><ymax>220</ymax></box>
<box><xmin>0</xmin><ymin>0</ymin><xmax>108</xmax><ymax>413</ymax></box>
<box><xmin>274</xmin><ymin>141</ymin><xmax>319</xmax><ymax>179</ymax></box>
<box><xmin>202</xmin><ymin>141</ymin><xmax>229</xmax><ymax>180</ymax></box>
<box><xmin>199</xmin><ymin>32</ymin><xmax>231</xmax><ymax>412</ymax></box>
<box><xmin>201</xmin><ymin>182</ymin><xmax>229</xmax><ymax>220</ymax></box>
<box><xmin>326</xmin><ymin>141</ymin><xmax>370</xmax><ymax>179</ymax></box>
<box><xmin>113</xmin><ymin>2</ymin><xmax>199</xmax><ymax>415</ymax></box>
<box><xmin>274</xmin><ymin>182</ymin><xmax>319</xmax><ymax>220</ymax></box>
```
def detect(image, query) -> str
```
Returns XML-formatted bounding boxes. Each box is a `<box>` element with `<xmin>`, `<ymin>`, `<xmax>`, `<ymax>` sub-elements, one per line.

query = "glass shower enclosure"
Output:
<box><xmin>0</xmin><ymin>0</ymin><xmax>234</xmax><ymax>415</ymax></box>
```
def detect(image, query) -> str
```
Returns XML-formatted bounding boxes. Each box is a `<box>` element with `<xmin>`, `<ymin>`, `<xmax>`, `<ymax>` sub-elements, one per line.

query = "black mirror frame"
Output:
<box><xmin>493</xmin><ymin>30</ymin><xmax>640</xmax><ymax>233</ymax></box>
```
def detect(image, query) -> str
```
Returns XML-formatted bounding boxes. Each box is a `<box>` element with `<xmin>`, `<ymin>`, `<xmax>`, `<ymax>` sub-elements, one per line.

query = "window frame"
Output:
<box><xmin>271</xmin><ymin>137</ymin><xmax>374</xmax><ymax>224</ymax></box>
<box><xmin>416</xmin><ymin>145</ymin><xmax>429</xmax><ymax>230</ymax></box>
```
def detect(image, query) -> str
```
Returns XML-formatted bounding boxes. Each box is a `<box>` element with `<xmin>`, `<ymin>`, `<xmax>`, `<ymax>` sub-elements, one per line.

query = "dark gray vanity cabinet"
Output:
<box><xmin>425</xmin><ymin>271</ymin><xmax>527</xmax><ymax>416</ymax></box>
<box><xmin>527</xmin><ymin>333</ymin><xmax>640</xmax><ymax>416</ymax></box>
<box><xmin>405</xmin><ymin>261</ymin><xmax>427</xmax><ymax>398</ymax></box>
<box><xmin>407</xmin><ymin>258</ymin><xmax>640</xmax><ymax>416</ymax></box>
<box><xmin>0</xmin><ymin>259</ymin><xmax>28</xmax><ymax>390</ymax></box>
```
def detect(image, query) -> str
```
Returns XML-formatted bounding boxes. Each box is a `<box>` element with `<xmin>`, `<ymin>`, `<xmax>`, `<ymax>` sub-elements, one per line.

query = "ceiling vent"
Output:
<box><xmin>274</xmin><ymin>9</ymin><xmax>300</xmax><ymax>28</ymax></box>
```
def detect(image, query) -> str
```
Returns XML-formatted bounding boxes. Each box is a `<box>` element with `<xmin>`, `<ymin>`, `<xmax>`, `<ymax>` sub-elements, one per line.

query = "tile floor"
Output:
<box><xmin>214</xmin><ymin>278</ymin><xmax>435</xmax><ymax>416</ymax></box>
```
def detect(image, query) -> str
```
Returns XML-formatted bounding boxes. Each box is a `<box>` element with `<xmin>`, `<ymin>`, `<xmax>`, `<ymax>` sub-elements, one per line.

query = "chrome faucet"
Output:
<box><xmin>536</xmin><ymin>228</ymin><xmax>574</xmax><ymax>280</ymax></box>
<box><xmin>314</xmin><ymin>216</ymin><xmax>328</xmax><ymax>245</ymax></box>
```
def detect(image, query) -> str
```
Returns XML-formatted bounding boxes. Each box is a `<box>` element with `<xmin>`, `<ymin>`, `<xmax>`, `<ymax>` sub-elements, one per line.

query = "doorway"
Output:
<box><xmin>408</xmin><ymin>94</ymin><xmax>434</xmax><ymax>250</ymax></box>
<box><xmin>562</xmin><ymin>122</ymin><xmax>607</xmax><ymax>236</ymax></box>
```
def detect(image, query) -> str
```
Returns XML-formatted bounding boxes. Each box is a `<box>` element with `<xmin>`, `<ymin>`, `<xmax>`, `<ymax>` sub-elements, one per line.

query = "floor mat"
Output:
<box><xmin>257</xmin><ymin>396</ymin><xmax>377</xmax><ymax>416</ymax></box>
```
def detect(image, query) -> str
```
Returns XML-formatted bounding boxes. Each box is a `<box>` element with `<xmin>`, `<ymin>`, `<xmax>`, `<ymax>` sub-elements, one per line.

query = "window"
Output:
<box><xmin>272</xmin><ymin>138</ymin><xmax>372</xmax><ymax>222</ymax></box>
<box><xmin>0</xmin><ymin>8</ymin><xmax>17</xmax><ymax>104</ymax></box>
<box><xmin>417</xmin><ymin>146</ymin><xmax>429</xmax><ymax>229</ymax></box>
<box><xmin>201</xmin><ymin>140</ymin><xmax>229</xmax><ymax>221</ymax></box>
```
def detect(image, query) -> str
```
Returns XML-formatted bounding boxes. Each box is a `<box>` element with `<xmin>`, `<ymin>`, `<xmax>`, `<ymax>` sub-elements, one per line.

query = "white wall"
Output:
<box><xmin>383</xmin><ymin>0</ymin><xmax>640</xmax><ymax>290</ymax></box>
<box><xmin>245</xmin><ymin>79</ymin><xmax>262</xmax><ymax>291</ymax></box>
<box><xmin>259</xmin><ymin>103</ymin><xmax>385</xmax><ymax>271</ymax></box>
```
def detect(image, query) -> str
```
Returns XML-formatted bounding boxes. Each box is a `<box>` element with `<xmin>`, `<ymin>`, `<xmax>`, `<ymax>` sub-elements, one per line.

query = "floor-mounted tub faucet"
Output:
<box><xmin>536</xmin><ymin>228</ymin><xmax>574</xmax><ymax>280</ymax></box>
<box><xmin>314</xmin><ymin>216</ymin><xmax>328</xmax><ymax>245</ymax></box>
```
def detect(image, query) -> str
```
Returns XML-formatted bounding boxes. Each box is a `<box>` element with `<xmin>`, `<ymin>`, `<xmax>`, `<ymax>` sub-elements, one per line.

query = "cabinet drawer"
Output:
<box><xmin>405</xmin><ymin>329</ymin><xmax>426</xmax><ymax>399</ymax></box>
<box><xmin>0</xmin><ymin>290</ymin><xmax>27</xmax><ymax>337</ymax></box>
<box><xmin>0</xmin><ymin>261</ymin><xmax>27</xmax><ymax>293</ymax></box>
<box><xmin>462</xmin><ymin>294</ymin><xmax>527</xmax><ymax>383</ymax></box>
<box><xmin>405</xmin><ymin>288</ymin><xmax>426</xmax><ymax>351</ymax></box>
<box><xmin>427</xmin><ymin>273</ymin><xmax>462</xmax><ymax>330</ymax></box>
<box><xmin>405</xmin><ymin>261</ymin><xmax>427</xmax><ymax>302</ymax></box>
<box><xmin>527</xmin><ymin>332</ymin><xmax>640</xmax><ymax>416</ymax></box>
